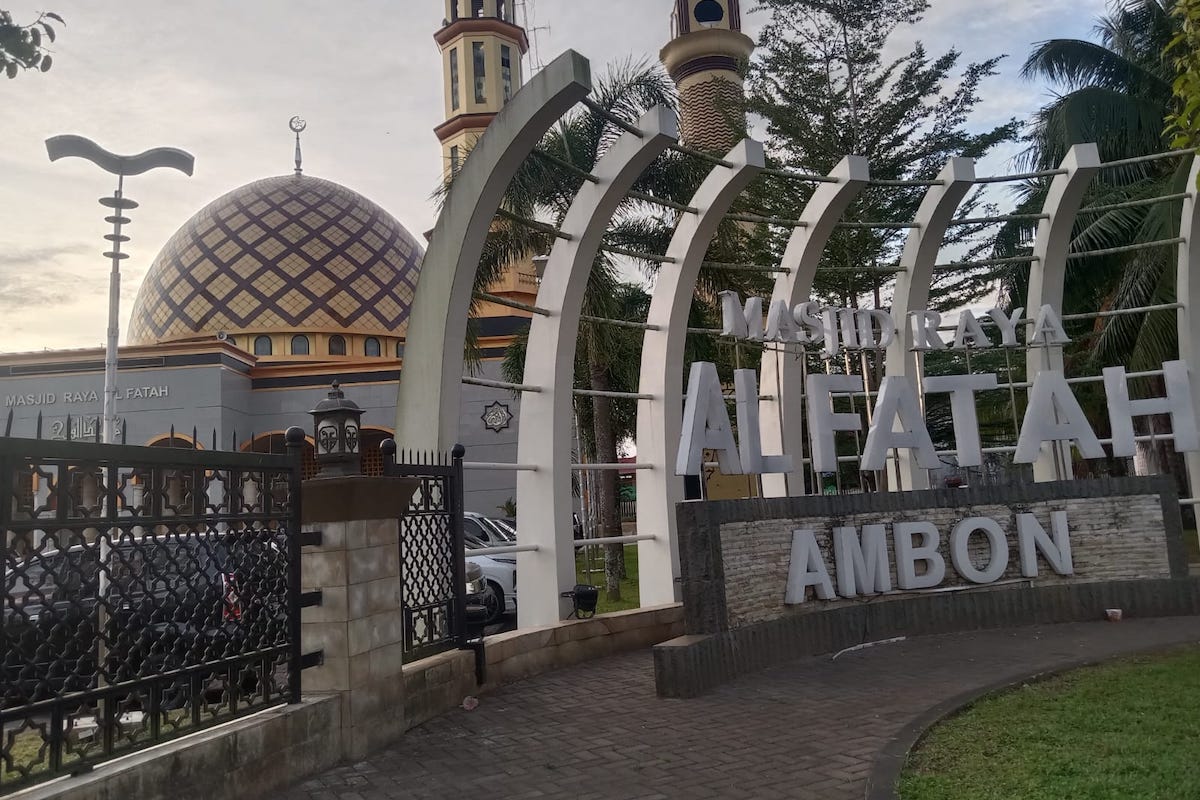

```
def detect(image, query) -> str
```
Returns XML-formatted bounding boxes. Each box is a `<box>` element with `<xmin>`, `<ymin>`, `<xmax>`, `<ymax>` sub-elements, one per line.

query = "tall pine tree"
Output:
<box><xmin>746</xmin><ymin>0</ymin><xmax>1020</xmax><ymax>313</ymax></box>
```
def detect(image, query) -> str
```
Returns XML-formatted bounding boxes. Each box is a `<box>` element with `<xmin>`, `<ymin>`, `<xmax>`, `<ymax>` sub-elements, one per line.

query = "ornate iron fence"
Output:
<box><xmin>381</xmin><ymin>441</ymin><xmax>467</xmax><ymax>662</ymax></box>
<box><xmin>0</xmin><ymin>434</ymin><xmax>303</xmax><ymax>793</ymax></box>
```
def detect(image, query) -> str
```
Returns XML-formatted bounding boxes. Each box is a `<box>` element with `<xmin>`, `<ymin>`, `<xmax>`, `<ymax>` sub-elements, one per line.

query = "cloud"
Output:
<box><xmin>0</xmin><ymin>244</ymin><xmax>90</xmax><ymax>268</ymax></box>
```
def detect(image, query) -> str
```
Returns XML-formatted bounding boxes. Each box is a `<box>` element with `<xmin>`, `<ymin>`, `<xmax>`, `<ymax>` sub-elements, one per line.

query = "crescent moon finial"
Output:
<box><xmin>289</xmin><ymin>116</ymin><xmax>307</xmax><ymax>176</ymax></box>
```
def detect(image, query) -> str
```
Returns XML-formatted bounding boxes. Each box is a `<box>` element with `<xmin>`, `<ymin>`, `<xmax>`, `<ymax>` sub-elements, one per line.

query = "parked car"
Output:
<box><xmin>463</xmin><ymin>538</ymin><xmax>516</xmax><ymax>625</ymax></box>
<box><xmin>3</xmin><ymin>531</ymin><xmax>288</xmax><ymax>707</ymax></box>
<box><xmin>463</xmin><ymin>511</ymin><xmax>516</xmax><ymax>547</ymax></box>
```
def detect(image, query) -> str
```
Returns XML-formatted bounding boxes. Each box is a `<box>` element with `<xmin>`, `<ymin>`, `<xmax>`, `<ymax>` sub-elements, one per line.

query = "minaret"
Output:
<box><xmin>435</xmin><ymin>0</ymin><xmax>530</xmax><ymax>179</ymax></box>
<box><xmin>660</xmin><ymin>0</ymin><xmax>755</xmax><ymax>153</ymax></box>
<box><xmin>434</xmin><ymin>0</ymin><xmax>538</xmax><ymax>309</ymax></box>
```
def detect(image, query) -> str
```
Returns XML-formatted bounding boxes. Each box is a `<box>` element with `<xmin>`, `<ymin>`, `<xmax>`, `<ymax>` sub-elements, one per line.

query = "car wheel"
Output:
<box><xmin>482</xmin><ymin>581</ymin><xmax>504</xmax><ymax>626</ymax></box>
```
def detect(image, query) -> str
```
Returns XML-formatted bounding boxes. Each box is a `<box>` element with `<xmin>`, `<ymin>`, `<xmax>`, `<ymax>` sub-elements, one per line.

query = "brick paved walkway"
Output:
<box><xmin>276</xmin><ymin>617</ymin><xmax>1200</xmax><ymax>800</ymax></box>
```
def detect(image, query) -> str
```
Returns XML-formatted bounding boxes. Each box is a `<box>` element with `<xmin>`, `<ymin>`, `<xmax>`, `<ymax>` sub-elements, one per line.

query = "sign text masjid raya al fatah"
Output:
<box><xmin>675</xmin><ymin>292</ymin><xmax>1200</xmax><ymax>477</ymax></box>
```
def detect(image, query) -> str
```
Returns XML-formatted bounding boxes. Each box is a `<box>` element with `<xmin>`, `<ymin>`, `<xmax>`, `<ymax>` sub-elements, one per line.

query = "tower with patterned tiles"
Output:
<box><xmin>660</xmin><ymin>0</ymin><xmax>755</xmax><ymax>153</ymax></box>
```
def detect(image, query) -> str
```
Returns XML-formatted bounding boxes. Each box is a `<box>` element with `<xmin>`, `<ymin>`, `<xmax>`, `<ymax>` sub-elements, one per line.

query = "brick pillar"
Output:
<box><xmin>299</xmin><ymin>475</ymin><xmax>418</xmax><ymax>760</ymax></box>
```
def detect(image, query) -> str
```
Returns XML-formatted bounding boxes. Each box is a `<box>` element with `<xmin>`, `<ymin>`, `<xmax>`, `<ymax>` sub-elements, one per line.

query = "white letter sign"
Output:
<box><xmin>807</xmin><ymin>373</ymin><xmax>865</xmax><ymax>473</ymax></box>
<box><xmin>785</xmin><ymin>529</ymin><xmax>835</xmax><ymax>603</ymax></box>
<box><xmin>676</xmin><ymin>362</ymin><xmax>742</xmax><ymax>476</ymax></box>
<box><xmin>1015</xmin><ymin>371</ymin><xmax>1105</xmax><ymax>463</ymax></box>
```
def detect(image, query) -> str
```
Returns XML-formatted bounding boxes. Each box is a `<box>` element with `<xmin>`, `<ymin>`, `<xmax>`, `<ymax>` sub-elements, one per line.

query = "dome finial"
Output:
<box><xmin>289</xmin><ymin>116</ymin><xmax>307</xmax><ymax>177</ymax></box>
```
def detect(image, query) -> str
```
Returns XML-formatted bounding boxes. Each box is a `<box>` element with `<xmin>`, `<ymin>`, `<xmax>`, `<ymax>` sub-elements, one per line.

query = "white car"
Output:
<box><xmin>463</xmin><ymin>515</ymin><xmax>517</xmax><ymax>625</ymax></box>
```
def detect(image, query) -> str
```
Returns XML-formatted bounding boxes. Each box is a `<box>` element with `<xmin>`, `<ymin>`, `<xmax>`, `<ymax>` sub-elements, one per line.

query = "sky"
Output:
<box><xmin>0</xmin><ymin>0</ymin><xmax>1109</xmax><ymax>354</ymax></box>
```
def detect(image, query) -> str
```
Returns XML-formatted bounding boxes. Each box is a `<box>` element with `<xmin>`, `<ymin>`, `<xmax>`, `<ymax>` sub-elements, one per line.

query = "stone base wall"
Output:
<box><xmin>13</xmin><ymin>697</ymin><xmax>341</xmax><ymax>800</ymax></box>
<box><xmin>482</xmin><ymin>604</ymin><xmax>684</xmax><ymax>689</ymax></box>
<box><xmin>657</xmin><ymin>477</ymin><xmax>1195</xmax><ymax>697</ymax></box>
<box><xmin>403</xmin><ymin>649</ymin><xmax>478</xmax><ymax>731</ymax></box>
<box><xmin>655</xmin><ymin>577</ymin><xmax>1200</xmax><ymax>698</ymax></box>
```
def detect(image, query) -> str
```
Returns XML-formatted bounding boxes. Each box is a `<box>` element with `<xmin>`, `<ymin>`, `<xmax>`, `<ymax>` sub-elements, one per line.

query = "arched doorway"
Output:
<box><xmin>242</xmin><ymin>432</ymin><xmax>318</xmax><ymax>480</ymax></box>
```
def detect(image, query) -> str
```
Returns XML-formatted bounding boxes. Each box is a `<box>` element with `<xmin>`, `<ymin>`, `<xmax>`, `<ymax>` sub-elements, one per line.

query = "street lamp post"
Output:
<box><xmin>45</xmin><ymin>135</ymin><xmax>194</xmax><ymax>443</ymax></box>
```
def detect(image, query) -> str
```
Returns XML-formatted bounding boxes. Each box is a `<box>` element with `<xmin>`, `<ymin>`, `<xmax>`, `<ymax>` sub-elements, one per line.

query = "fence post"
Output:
<box><xmin>285</xmin><ymin>426</ymin><xmax>305</xmax><ymax>704</ymax></box>
<box><xmin>450</xmin><ymin>444</ymin><xmax>467</xmax><ymax>647</ymax></box>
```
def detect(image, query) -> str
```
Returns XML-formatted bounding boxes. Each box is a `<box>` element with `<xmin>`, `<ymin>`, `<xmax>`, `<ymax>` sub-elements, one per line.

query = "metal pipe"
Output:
<box><xmin>599</xmin><ymin>243</ymin><xmax>676</xmax><ymax>263</ymax></box>
<box><xmin>974</xmin><ymin>168</ymin><xmax>1068</xmax><ymax>183</ymax></box>
<box><xmin>573</xmin><ymin>534</ymin><xmax>655</xmax><ymax>546</ymax></box>
<box><xmin>472</xmin><ymin>291</ymin><xmax>551</xmax><ymax>316</ymax></box>
<box><xmin>462</xmin><ymin>462</ymin><xmax>540</xmax><ymax>471</ymax></box>
<box><xmin>1078</xmin><ymin>193</ymin><xmax>1191</xmax><ymax>216</ymax></box>
<box><xmin>626</xmin><ymin>190</ymin><xmax>697</xmax><ymax>214</ymax></box>
<box><xmin>495</xmin><ymin>207</ymin><xmax>572</xmax><ymax>240</ymax></box>
<box><xmin>582</xmin><ymin>97</ymin><xmax>645</xmax><ymax>138</ymax></box>
<box><xmin>461</xmin><ymin>376</ymin><xmax>543</xmax><ymax>393</ymax></box>
<box><xmin>758</xmin><ymin>166</ymin><xmax>840</xmax><ymax>183</ymax></box>
<box><xmin>1066</xmin><ymin>238</ymin><xmax>1186</xmax><ymax>260</ymax></box>
<box><xmin>571</xmin><ymin>463</ymin><xmax>650</xmax><ymax>470</ymax></box>
<box><xmin>1100</xmin><ymin>148</ymin><xmax>1197</xmax><ymax>169</ymax></box>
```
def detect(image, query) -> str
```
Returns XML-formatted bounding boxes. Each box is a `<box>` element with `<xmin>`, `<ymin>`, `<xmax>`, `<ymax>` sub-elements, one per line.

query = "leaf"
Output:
<box><xmin>30</xmin><ymin>28</ymin><xmax>40</xmax><ymax>48</ymax></box>
<box><xmin>41</xmin><ymin>23</ymin><xmax>55</xmax><ymax>43</ymax></box>
<box><xmin>40</xmin><ymin>55</ymin><xmax>51</xmax><ymax>72</ymax></box>
<box><xmin>44</xmin><ymin>12</ymin><xmax>64</xmax><ymax>23</ymax></box>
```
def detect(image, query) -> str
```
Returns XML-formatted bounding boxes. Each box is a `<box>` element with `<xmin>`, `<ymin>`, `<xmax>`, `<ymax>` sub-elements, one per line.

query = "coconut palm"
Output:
<box><xmin>450</xmin><ymin>59</ymin><xmax>766</xmax><ymax>601</ymax></box>
<box><xmin>997</xmin><ymin>0</ymin><xmax>1187</xmax><ymax>372</ymax></box>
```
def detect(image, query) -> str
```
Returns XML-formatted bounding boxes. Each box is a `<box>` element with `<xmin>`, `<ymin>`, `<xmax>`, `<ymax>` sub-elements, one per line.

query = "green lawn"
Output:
<box><xmin>899</xmin><ymin>648</ymin><xmax>1200</xmax><ymax>800</ymax></box>
<box><xmin>574</xmin><ymin>544</ymin><xmax>640</xmax><ymax>614</ymax></box>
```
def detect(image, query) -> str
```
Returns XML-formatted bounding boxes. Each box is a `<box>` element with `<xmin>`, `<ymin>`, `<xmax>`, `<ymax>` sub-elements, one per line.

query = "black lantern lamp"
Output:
<box><xmin>308</xmin><ymin>380</ymin><xmax>364</xmax><ymax>476</ymax></box>
<box><xmin>561</xmin><ymin>584</ymin><xmax>599</xmax><ymax>619</ymax></box>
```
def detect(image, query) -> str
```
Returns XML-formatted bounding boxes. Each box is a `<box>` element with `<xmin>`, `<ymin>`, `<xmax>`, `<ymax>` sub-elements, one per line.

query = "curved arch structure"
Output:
<box><xmin>883</xmin><ymin>157</ymin><xmax>977</xmax><ymax>490</ymax></box>
<box><xmin>515</xmin><ymin>107</ymin><xmax>679</xmax><ymax>626</ymax></box>
<box><xmin>1176</xmin><ymin>156</ymin><xmax>1200</xmax><ymax>505</ymax></box>
<box><xmin>1024</xmin><ymin>144</ymin><xmax>1102</xmax><ymax>481</ymax></box>
<box><xmin>635</xmin><ymin>138</ymin><xmax>766</xmax><ymax>607</ymax></box>
<box><xmin>395</xmin><ymin>51</ymin><xmax>593</xmax><ymax>451</ymax></box>
<box><xmin>758</xmin><ymin>156</ymin><xmax>870</xmax><ymax>498</ymax></box>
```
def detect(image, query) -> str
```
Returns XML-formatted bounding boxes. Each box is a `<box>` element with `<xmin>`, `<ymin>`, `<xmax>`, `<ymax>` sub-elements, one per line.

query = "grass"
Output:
<box><xmin>899</xmin><ymin>647</ymin><xmax>1200</xmax><ymax>800</ymax></box>
<box><xmin>1185</xmin><ymin>528</ymin><xmax>1199</xmax><ymax>565</ymax></box>
<box><xmin>574</xmin><ymin>544</ymin><xmax>640</xmax><ymax>614</ymax></box>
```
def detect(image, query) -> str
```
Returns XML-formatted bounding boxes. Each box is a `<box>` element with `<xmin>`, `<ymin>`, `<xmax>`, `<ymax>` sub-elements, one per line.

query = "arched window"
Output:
<box><xmin>254</xmin><ymin>336</ymin><xmax>273</xmax><ymax>356</ymax></box>
<box><xmin>291</xmin><ymin>335</ymin><xmax>310</xmax><ymax>355</ymax></box>
<box><xmin>396</xmin><ymin>341</ymin><xmax>405</xmax><ymax>358</ymax></box>
<box><xmin>364</xmin><ymin>337</ymin><xmax>381</xmax><ymax>357</ymax></box>
<box><xmin>695</xmin><ymin>0</ymin><xmax>725</xmax><ymax>25</ymax></box>
<box><xmin>329</xmin><ymin>335</ymin><xmax>347</xmax><ymax>356</ymax></box>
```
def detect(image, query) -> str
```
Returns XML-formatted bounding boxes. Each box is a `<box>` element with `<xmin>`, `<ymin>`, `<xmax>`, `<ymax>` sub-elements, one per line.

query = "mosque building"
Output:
<box><xmin>0</xmin><ymin>0</ymin><xmax>751</xmax><ymax>514</ymax></box>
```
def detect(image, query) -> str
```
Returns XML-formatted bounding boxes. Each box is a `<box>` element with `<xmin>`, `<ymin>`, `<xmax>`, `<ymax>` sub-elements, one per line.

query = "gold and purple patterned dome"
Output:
<box><xmin>127</xmin><ymin>174</ymin><xmax>424</xmax><ymax>345</ymax></box>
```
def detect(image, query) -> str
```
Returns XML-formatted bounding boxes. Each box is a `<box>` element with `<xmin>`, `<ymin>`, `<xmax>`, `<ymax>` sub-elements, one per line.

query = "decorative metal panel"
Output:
<box><xmin>0</xmin><ymin>435</ymin><xmax>303</xmax><ymax>793</ymax></box>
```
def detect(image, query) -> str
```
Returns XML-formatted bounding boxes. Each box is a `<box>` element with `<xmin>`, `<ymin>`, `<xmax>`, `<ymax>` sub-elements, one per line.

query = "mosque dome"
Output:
<box><xmin>127</xmin><ymin>174</ymin><xmax>424</xmax><ymax>351</ymax></box>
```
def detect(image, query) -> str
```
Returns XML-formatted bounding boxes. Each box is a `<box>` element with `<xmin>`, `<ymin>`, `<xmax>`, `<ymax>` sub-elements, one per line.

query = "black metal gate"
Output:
<box><xmin>382</xmin><ymin>441</ymin><xmax>467</xmax><ymax>662</ymax></box>
<box><xmin>0</xmin><ymin>434</ymin><xmax>303</xmax><ymax>793</ymax></box>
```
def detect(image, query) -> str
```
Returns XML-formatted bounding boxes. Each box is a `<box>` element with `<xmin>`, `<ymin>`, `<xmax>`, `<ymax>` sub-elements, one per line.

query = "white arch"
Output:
<box><xmin>883</xmin><ymin>157</ymin><xmax>977</xmax><ymax>490</ymax></box>
<box><xmin>515</xmin><ymin>107</ymin><xmax>679</xmax><ymax>626</ymax></box>
<box><xmin>1176</xmin><ymin>156</ymin><xmax>1200</xmax><ymax>507</ymax></box>
<box><xmin>395</xmin><ymin>51</ymin><xmax>592</xmax><ymax>451</ymax></box>
<box><xmin>759</xmin><ymin>156</ymin><xmax>870</xmax><ymax>498</ymax></box>
<box><xmin>1024</xmin><ymin>144</ymin><xmax>1102</xmax><ymax>481</ymax></box>
<box><xmin>635</xmin><ymin>139</ymin><xmax>766</xmax><ymax>607</ymax></box>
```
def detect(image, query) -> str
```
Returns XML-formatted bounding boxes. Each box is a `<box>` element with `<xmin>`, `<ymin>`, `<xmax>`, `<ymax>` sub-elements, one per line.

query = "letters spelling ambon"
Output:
<box><xmin>675</xmin><ymin>292</ymin><xmax>1200</xmax><ymax>476</ymax></box>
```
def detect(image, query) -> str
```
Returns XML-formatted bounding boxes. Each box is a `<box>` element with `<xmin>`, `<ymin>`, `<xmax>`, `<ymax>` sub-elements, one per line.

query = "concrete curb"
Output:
<box><xmin>863</xmin><ymin>636</ymin><xmax>1200</xmax><ymax>800</ymax></box>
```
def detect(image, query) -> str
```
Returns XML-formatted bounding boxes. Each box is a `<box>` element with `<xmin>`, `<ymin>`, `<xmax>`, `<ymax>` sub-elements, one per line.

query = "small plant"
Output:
<box><xmin>497</xmin><ymin>497</ymin><xmax>516</xmax><ymax>518</ymax></box>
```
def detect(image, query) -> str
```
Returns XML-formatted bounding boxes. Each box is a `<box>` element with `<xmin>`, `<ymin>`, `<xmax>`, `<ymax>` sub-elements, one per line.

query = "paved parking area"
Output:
<box><xmin>275</xmin><ymin>617</ymin><xmax>1200</xmax><ymax>800</ymax></box>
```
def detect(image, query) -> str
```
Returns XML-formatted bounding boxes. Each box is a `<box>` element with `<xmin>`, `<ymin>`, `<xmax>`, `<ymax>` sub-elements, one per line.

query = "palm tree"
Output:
<box><xmin>453</xmin><ymin>59</ymin><xmax>766</xmax><ymax>601</ymax></box>
<box><xmin>995</xmin><ymin>0</ymin><xmax>1189</xmax><ymax>475</ymax></box>
<box><xmin>999</xmin><ymin>0</ymin><xmax>1186</xmax><ymax>368</ymax></box>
